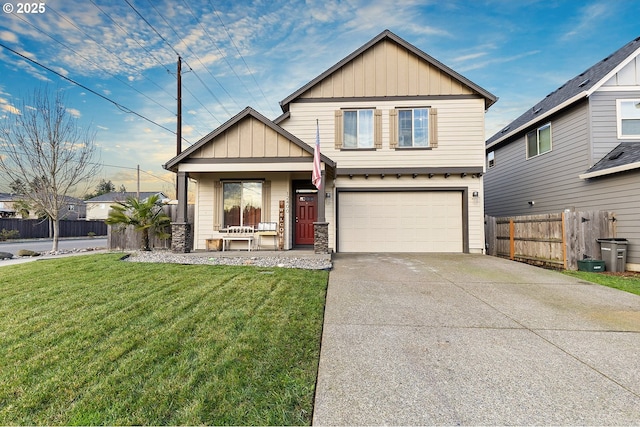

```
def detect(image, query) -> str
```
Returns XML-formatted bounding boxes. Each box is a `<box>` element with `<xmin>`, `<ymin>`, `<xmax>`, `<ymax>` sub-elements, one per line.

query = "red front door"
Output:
<box><xmin>295</xmin><ymin>193</ymin><xmax>317</xmax><ymax>245</ymax></box>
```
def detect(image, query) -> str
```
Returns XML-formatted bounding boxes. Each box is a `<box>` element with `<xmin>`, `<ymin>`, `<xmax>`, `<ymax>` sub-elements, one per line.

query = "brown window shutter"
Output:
<box><xmin>334</xmin><ymin>110</ymin><xmax>343</xmax><ymax>149</ymax></box>
<box><xmin>389</xmin><ymin>109</ymin><xmax>398</xmax><ymax>149</ymax></box>
<box><xmin>429</xmin><ymin>108</ymin><xmax>438</xmax><ymax>148</ymax></box>
<box><xmin>374</xmin><ymin>109</ymin><xmax>382</xmax><ymax>149</ymax></box>
<box><xmin>262</xmin><ymin>181</ymin><xmax>271</xmax><ymax>222</ymax></box>
<box><xmin>214</xmin><ymin>181</ymin><xmax>222</xmax><ymax>230</ymax></box>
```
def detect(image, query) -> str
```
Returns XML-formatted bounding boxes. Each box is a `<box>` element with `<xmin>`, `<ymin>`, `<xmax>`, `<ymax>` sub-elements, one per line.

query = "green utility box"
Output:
<box><xmin>577</xmin><ymin>259</ymin><xmax>606</xmax><ymax>272</ymax></box>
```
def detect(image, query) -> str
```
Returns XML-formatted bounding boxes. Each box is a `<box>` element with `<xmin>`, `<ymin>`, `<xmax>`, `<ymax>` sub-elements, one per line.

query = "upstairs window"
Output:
<box><xmin>398</xmin><ymin>108</ymin><xmax>429</xmax><ymax>147</ymax></box>
<box><xmin>526</xmin><ymin>123</ymin><xmax>552</xmax><ymax>158</ymax></box>
<box><xmin>487</xmin><ymin>151</ymin><xmax>495</xmax><ymax>168</ymax></box>
<box><xmin>343</xmin><ymin>109</ymin><xmax>374</xmax><ymax>148</ymax></box>
<box><xmin>617</xmin><ymin>99</ymin><xmax>640</xmax><ymax>138</ymax></box>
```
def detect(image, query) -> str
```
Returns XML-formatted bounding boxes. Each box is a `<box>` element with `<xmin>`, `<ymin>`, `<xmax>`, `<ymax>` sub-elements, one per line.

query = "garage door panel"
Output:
<box><xmin>338</xmin><ymin>191</ymin><xmax>463</xmax><ymax>253</ymax></box>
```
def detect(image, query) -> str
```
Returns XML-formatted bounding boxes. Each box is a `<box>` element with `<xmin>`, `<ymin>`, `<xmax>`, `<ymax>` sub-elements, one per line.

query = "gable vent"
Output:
<box><xmin>609</xmin><ymin>151</ymin><xmax>624</xmax><ymax>160</ymax></box>
<box><xmin>578</xmin><ymin>78</ymin><xmax>590</xmax><ymax>87</ymax></box>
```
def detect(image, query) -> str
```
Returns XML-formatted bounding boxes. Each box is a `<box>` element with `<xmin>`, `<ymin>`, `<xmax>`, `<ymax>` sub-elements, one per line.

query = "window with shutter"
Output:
<box><xmin>395</xmin><ymin>107</ymin><xmax>435</xmax><ymax>148</ymax></box>
<box><xmin>341</xmin><ymin>109</ymin><xmax>375</xmax><ymax>149</ymax></box>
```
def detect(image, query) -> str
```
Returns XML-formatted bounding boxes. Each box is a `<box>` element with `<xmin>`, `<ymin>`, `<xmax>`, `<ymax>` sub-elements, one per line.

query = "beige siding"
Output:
<box><xmin>190</xmin><ymin>116</ymin><xmax>312</xmax><ymax>160</ymax></box>
<box><xmin>283</xmin><ymin>98</ymin><xmax>486</xmax><ymax>169</ymax></box>
<box><xmin>191</xmin><ymin>172</ymin><xmax>294</xmax><ymax>251</ymax></box>
<box><xmin>299</xmin><ymin>39</ymin><xmax>476</xmax><ymax>99</ymax></box>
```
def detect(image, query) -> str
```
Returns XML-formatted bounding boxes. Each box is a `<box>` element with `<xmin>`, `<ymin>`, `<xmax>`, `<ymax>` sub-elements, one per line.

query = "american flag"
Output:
<box><xmin>312</xmin><ymin>120</ymin><xmax>322</xmax><ymax>190</ymax></box>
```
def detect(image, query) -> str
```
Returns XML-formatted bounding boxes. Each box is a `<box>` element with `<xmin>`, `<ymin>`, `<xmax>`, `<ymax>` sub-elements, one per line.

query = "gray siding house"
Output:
<box><xmin>485</xmin><ymin>36</ymin><xmax>640</xmax><ymax>270</ymax></box>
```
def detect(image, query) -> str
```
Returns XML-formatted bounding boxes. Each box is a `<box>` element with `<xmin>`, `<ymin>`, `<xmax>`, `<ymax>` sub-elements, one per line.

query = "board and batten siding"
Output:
<box><xmin>299</xmin><ymin>39</ymin><xmax>476</xmax><ymax>100</ymax></box>
<box><xmin>282</xmin><ymin>98</ymin><xmax>487</xmax><ymax>169</ymax></box>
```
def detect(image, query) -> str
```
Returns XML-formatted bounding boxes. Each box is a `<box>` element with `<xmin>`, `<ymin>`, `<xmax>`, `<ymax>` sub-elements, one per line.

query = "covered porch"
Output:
<box><xmin>163</xmin><ymin>108</ymin><xmax>335</xmax><ymax>254</ymax></box>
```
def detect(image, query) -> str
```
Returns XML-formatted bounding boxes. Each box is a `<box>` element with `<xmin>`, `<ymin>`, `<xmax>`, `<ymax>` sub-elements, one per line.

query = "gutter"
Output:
<box><xmin>486</xmin><ymin>91</ymin><xmax>588</xmax><ymax>150</ymax></box>
<box><xmin>579</xmin><ymin>161</ymin><xmax>640</xmax><ymax>180</ymax></box>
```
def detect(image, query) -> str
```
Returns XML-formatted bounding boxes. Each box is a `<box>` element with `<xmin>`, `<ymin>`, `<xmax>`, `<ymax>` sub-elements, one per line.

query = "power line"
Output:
<box><xmin>209</xmin><ymin>0</ymin><xmax>279</xmax><ymax>117</ymax></box>
<box><xmin>0</xmin><ymin>42</ymin><xmax>187</xmax><ymax>140</ymax></box>
<box><xmin>47</xmin><ymin>3</ymin><xmax>176</xmax><ymax>102</ymax></box>
<box><xmin>10</xmin><ymin>12</ymin><xmax>176</xmax><ymax>117</ymax></box>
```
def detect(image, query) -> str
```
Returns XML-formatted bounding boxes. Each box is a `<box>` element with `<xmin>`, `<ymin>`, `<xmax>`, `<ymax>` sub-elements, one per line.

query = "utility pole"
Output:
<box><xmin>176</xmin><ymin>56</ymin><xmax>182</xmax><ymax>156</ymax></box>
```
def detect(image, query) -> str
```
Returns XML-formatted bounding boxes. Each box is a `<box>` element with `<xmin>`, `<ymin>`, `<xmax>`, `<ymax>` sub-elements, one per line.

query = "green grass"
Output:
<box><xmin>0</xmin><ymin>254</ymin><xmax>329</xmax><ymax>425</ymax></box>
<box><xmin>563</xmin><ymin>270</ymin><xmax>640</xmax><ymax>296</ymax></box>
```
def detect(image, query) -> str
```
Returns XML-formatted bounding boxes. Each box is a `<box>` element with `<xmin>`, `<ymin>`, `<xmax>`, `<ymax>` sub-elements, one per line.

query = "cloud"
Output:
<box><xmin>562</xmin><ymin>2</ymin><xmax>611</xmax><ymax>39</ymax></box>
<box><xmin>0</xmin><ymin>31</ymin><xmax>18</xmax><ymax>43</ymax></box>
<box><xmin>66</xmin><ymin>108</ymin><xmax>81</xmax><ymax>118</ymax></box>
<box><xmin>0</xmin><ymin>98</ymin><xmax>20</xmax><ymax>115</ymax></box>
<box><xmin>97</xmin><ymin>125</ymin><xmax>108</xmax><ymax>130</ymax></box>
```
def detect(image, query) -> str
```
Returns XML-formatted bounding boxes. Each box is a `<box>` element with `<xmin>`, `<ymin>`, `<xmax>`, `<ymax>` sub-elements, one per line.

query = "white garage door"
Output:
<box><xmin>338</xmin><ymin>191</ymin><xmax>463</xmax><ymax>252</ymax></box>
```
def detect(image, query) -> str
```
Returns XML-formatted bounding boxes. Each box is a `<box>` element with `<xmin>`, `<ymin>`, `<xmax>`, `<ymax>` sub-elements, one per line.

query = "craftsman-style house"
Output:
<box><xmin>165</xmin><ymin>30</ymin><xmax>497</xmax><ymax>254</ymax></box>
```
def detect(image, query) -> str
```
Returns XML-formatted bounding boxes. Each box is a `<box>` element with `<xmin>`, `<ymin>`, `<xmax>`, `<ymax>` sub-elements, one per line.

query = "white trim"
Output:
<box><xmin>578</xmin><ymin>160</ymin><xmax>640</xmax><ymax>179</ymax></box>
<box><xmin>596</xmin><ymin>85</ymin><xmax>640</xmax><ymax>92</ymax></box>
<box><xmin>586</xmin><ymin>45</ymin><xmax>640</xmax><ymax>97</ymax></box>
<box><xmin>179</xmin><ymin>163</ymin><xmax>313</xmax><ymax>172</ymax></box>
<box><xmin>486</xmin><ymin>92</ymin><xmax>586</xmax><ymax>149</ymax></box>
<box><xmin>616</xmin><ymin>98</ymin><xmax>640</xmax><ymax>139</ymax></box>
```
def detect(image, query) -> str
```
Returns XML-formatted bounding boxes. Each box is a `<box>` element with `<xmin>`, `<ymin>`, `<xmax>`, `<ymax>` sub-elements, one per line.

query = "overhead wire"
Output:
<box><xmin>209</xmin><ymin>0</ymin><xmax>279</xmax><ymax>117</ymax></box>
<box><xmin>46</xmin><ymin>3</ymin><xmax>176</xmax><ymax>102</ymax></box>
<box><xmin>0</xmin><ymin>41</ymin><xmax>190</xmax><ymax>142</ymax></box>
<box><xmin>10</xmin><ymin>12</ymin><xmax>176</xmax><ymax>117</ymax></box>
<box><xmin>142</xmin><ymin>0</ymin><xmax>235</xmax><ymax>117</ymax></box>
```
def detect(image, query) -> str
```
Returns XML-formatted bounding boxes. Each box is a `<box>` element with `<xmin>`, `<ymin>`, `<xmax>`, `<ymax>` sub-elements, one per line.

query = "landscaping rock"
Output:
<box><xmin>0</xmin><ymin>251</ymin><xmax>13</xmax><ymax>260</ymax></box>
<box><xmin>17</xmin><ymin>249</ymin><xmax>41</xmax><ymax>257</ymax></box>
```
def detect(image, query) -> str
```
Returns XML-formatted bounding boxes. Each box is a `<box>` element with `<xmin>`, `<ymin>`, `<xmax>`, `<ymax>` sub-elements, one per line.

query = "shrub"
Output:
<box><xmin>0</xmin><ymin>229</ymin><xmax>20</xmax><ymax>241</ymax></box>
<box><xmin>87</xmin><ymin>231</ymin><xmax>96</xmax><ymax>238</ymax></box>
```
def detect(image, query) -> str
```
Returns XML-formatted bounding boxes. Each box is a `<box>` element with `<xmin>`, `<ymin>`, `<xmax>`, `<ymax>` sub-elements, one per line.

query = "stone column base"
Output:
<box><xmin>171</xmin><ymin>222</ymin><xmax>192</xmax><ymax>253</ymax></box>
<box><xmin>313</xmin><ymin>222</ymin><xmax>329</xmax><ymax>254</ymax></box>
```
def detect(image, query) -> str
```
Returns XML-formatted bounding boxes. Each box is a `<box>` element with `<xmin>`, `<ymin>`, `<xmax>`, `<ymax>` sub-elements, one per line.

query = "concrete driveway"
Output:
<box><xmin>313</xmin><ymin>253</ymin><xmax>640</xmax><ymax>425</ymax></box>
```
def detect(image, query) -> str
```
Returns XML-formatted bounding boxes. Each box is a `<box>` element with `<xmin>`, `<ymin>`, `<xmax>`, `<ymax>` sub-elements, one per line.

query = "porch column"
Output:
<box><xmin>171</xmin><ymin>171</ymin><xmax>192</xmax><ymax>253</ymax></box>
<box><xmin>314</xmin><ymin>170</ymin><xmax>329</xmax><ymax>254</ymax></box>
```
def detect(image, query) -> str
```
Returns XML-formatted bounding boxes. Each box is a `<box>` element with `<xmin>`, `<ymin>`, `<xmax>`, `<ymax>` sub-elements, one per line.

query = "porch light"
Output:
<box><xmin>472</xmin><ymin>191</ymin><xmax>479</xmax><ymax>197</ymax></box>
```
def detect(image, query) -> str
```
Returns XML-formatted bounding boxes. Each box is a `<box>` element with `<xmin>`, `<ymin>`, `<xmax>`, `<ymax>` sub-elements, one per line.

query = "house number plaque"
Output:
<box><xmin>278</xmin><ymin>200</ymin><xmax>285</xmax><ymax>250</ymax></box>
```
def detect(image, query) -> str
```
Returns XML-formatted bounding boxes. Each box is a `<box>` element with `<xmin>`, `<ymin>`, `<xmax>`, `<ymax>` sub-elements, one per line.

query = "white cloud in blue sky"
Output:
<box><xmin>0</xmin><ymin>0</ymin><xmax>638</xmax><ymax>194</ymax></box>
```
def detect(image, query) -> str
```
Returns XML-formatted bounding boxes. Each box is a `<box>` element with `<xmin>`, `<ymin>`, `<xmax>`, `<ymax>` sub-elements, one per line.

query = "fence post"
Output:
<box><xmin>509</xmin><ymin>219</ymin><xmax>515</xmax><ymax>260</ymax></box>
<box><xmin>561</xmin><ymin>211</ymin><xmax>567</xmax><ymax>269</ymax></box>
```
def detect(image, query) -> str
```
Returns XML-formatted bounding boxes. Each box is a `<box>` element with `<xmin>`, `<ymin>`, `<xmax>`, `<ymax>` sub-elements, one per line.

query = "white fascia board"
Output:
<box><xmin>579</xmin><ymin>161</ymin><xmax>640</xmax><ymax>179</ymax></box>
<box><xmin>486</xmin><ymin>92</ymin><xmax>587</xmax><ymax>150</ymax></box>
<box><xmin>586</xmin><ymin>45</ymin><xmax>640</xmax><ymax>97</ymax></box>
<box><xmin>178</xmin><ymin>163</ymin><xmax>313</xmax><ymax>173</ymax></box>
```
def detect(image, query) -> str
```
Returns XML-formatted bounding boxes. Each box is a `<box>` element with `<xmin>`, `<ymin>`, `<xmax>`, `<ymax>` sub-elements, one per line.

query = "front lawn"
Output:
<box><xmin>563</xmin><ymin>270</ymin><xmax>640</xmax><ymax>296</ymax></box>
<box><xmin>0</xmin><ymin>254</ymin><xmax>328</xmax><ymax>425</ymax></box>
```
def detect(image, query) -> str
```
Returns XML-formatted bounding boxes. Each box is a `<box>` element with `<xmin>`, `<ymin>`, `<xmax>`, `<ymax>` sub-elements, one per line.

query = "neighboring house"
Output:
<box><xmin>485</xmin><ymin>36</ymin><xmax>640</xmax><ymax>270</ymax></box>
<box><xmin>0</xmin><ymin>193</ymin><xmax>85</xmax><ymax>219</ymax></box>
<box><xmin>85</xmin><ymin>191</ymin><xmax>169</xmax><ymax>220</ymax></box>
<box><xmin>165</xmin><ymin>30</ymin><xmax>497</xmax><ymax>254</ymax></box>
<box><xmin>0</xmin><ymin>193</ymin><xmax>16</xmax><ymax>217</ymax></box>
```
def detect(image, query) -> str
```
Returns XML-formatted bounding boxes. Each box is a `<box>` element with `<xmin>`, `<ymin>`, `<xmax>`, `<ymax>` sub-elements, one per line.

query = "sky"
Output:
<box><xmin>0</xmin><ymin>0</ymin><xmax>639</xmax><ymax>197</ymax></box>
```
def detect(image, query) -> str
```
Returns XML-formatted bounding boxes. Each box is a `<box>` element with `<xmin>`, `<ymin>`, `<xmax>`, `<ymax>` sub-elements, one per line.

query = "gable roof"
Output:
<box><xmin>85</xmin><ymin>191</ymin><xmax>168</xmax><ymax>203</ymax></box>
<box><xmin>164</xmin><ymin>107</ymin><xmax>336</xmax><ymax>172</ymax></box>
<box><xmin>279</xmin><ymin>29</ymin><xmax>497</xmax><ymax>112</ymax></box>
<box><xmin>487</xmin><ymin>36</ymin><xmax>640</xmax><ymax>148</ymax></box>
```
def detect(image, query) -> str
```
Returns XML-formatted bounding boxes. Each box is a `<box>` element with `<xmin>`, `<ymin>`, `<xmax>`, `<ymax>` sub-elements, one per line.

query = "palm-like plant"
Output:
<box><xmin>105</xmin><ymin>194</ymin><xmax>170</xmax><ymax>251</ymax></box>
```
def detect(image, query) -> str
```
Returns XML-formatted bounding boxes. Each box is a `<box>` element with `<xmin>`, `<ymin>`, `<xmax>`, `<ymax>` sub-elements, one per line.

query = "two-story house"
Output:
<box><xmin>165</xmin><ymin>30</ymin><xmax>496</xmax><ymax>254</ymax></box>
<box><xmin>485</xmin><ymin>36</ymin><xmax>640</xmax><ymax>270</ymax></box>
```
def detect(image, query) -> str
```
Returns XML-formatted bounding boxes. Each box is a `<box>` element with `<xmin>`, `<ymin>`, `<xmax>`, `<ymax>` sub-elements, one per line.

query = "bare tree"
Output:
<box><xmin>0</xmin><ymin>88</ymin><xmax>101</xmax><ymax>251</ymax></box>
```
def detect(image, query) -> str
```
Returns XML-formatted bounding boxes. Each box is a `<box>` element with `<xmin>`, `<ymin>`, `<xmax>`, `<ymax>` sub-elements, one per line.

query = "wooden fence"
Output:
<box><xmin>0</xmin><ymin>218</ymin><xmax>107</xmax><ymax>239</ymax></box>
<box><xmin>485</xmin><ymin>210</ymin><xmax>616</xmax><ymax>270</ymax></box>
<box><xmin>108</xmin><ymin>204</ymin><xmax>194</xmax><ymax>250</ymax></box>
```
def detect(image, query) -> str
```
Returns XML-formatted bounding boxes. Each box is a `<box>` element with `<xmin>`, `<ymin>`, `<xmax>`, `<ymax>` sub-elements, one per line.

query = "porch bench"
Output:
<box><xmin>222</xmin><ymin>226</ymin><xmax>255</xmax><ymax>251</ymax></box>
